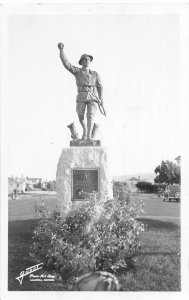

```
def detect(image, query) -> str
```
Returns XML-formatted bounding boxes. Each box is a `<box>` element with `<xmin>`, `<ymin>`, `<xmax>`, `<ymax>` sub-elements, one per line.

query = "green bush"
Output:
<box><xmin>113</xmin><ymin>181</ymin><xmax>131</xmax><ymax>202</ymax></box>
<box><xmin>136</xmin><ymin>181</ymin><xmax>158</xmax><ymax>193</ymax></box>
<box><xmin>31</xmin><ymin>184</ymin><xmax>144</xmax><ymax>283</ymax></box>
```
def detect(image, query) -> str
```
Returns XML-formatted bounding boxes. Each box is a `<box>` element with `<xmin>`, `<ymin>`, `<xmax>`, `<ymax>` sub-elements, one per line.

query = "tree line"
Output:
<box><xmin>136</xmin><ymin>159</ymin><xmax>180</xmax><ymax>193</ymax></box>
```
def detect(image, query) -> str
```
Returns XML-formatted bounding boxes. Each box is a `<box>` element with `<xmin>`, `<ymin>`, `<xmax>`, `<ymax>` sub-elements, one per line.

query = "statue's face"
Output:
<box><xmin>81</xmin><ymin>56</ymin><xmax>91</xmax><ymax>67</ymax></box>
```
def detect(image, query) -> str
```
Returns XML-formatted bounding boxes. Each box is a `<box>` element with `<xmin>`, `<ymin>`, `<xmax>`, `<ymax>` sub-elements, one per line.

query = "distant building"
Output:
<box><xmin>8</xmin><ymin>177</ymin><xmax>18</xmax><ymax>195</ymax></box>
<box><xmin>16</xmin><ymin>178</ymin><xmax>26</xmax><ymax>193</ymax></box>
<box><xmin>127</xmin><ymin>176</ymin><xmax>140</xmax><ymax>192</ymax></box>
<box><xmin>41</xmin><ymin>180</ymin><xmax>47</xmax><ymax>189</ymax></box>
<box><xmin>129</xmin><ymin>176</ymin><xmax>139</xmax><ymax>182</ymax></box>
<box><xmin>26</xmin><ymin>177</ymin><xmax>42</xmax><ymax>189</ymax></box>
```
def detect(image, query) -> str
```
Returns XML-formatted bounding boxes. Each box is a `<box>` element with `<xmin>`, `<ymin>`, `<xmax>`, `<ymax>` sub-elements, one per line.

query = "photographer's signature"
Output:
<box><xmin>16</xmin><ymin>263</ymin><xmax>56</xmax><ymax>285</ymax></box>
<box><xmin>30</xmin><ymin>273</ymin><xmax>55</xmax><ymax>282</ymax></box>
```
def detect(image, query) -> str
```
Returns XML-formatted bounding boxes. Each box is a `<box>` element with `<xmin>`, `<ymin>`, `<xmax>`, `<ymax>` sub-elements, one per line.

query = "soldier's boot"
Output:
<box><xmin>91</xmin><ymin>123</ymin><xmax>99</xmax><ymax>139</ymax></box>
<box><xmin>78</xmin><ymin>115</ymin><xmax>87</xmax><ymax>140</ymax></box>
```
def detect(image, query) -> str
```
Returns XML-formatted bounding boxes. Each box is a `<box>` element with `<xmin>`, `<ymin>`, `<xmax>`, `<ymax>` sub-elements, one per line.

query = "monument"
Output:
<box><xmin>56</xmin><ymin>43</ymin><xmax>113</xmax><ymax>215</ymax></box>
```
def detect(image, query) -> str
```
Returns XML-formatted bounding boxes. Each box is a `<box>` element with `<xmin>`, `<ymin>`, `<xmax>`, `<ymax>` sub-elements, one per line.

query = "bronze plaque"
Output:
<box><xmin>72</xmin><ymin>169</ymin><xmax>99</xmax><ymax>200</ymax></box>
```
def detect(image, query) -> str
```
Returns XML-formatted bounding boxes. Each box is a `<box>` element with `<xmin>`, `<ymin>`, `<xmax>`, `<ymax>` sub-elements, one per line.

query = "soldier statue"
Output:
<box><xmin>58</xmin><ymin>43</ymin><xmax>105</xmax><ymax>140</ymax></box>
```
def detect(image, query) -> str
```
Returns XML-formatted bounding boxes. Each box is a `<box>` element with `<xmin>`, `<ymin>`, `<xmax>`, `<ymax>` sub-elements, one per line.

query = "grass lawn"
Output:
<box><xmin>118</xmin><ymin>218</ymin><xmax>180</xmax><ymax>291</ymax></box>
<box><xmin>8</xmin><ymin>219</ymin><xmax>70</xmax><ymax>291</ymax></box>
<box><xmin>8</xmin><ymin>217</ymin><xmax>180</xmax><ymax>291</ymax></box>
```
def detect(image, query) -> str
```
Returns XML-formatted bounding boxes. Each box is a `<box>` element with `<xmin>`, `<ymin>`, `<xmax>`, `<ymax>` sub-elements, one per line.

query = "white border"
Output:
<box><xmin>1</xmin><ymin>2</ymin><xmax>189</xmax><ymax>300</ymax></box>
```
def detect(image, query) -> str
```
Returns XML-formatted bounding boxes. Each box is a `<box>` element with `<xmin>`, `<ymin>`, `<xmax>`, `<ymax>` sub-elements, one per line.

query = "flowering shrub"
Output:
<box><xmin>113</xmin><ymin>181</ymin><xmax>131</xmax><ymax>203</ymax></box>
<box><xmin>31</xmin><ymin>183</ymin><xmax>144</xmax><ymax>282</ymax></box>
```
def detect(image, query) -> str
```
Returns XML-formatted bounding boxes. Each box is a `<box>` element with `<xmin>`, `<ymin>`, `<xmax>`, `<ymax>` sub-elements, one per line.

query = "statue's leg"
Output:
<box><xmin>87</xmin><ymin>102</ymin><xmax>97</xmax><ymax>140</ymax></box>
<box><xmin>76</xmin><ymin>102</ymin><xmax>87</xmax><ymax>139</ymax></box>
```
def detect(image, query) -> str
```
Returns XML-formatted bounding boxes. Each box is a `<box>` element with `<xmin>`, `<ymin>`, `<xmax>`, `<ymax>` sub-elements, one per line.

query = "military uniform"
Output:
<box><xmin>60</xmin><ymin>51</ymin><xmax>103</xmax><ymax>121</ymax></box>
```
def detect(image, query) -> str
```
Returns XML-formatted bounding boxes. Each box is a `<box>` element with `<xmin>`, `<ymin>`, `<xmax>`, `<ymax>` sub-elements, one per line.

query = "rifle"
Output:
<box><xmin>97</xmin><ymin>99</ymin><xmax>107</xmax><ymax>116</ymax></box>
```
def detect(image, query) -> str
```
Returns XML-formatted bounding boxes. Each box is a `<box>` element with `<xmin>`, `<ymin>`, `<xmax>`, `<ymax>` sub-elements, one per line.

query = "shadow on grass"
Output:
<box><xmin>8</xmin><ymin>219</ymin><xmax>38</xmax><ymax>278</ymax></box>
<box><xmin>9</xmin><ymin>219</ymin><xmax>38</xmax><ymax>242</ymax></box>
<box><xmin>8</xmin><ymin>219</ymin><xmax>68</xmax><ymax>291</ymax></box>
<box><xmin>9</xmin><ymin>219</ymin><xmax>38</xmax><ymax>290</ymax></box>
<box><xmin>137</xmin><ymin>218</ymin><xmax>180</xmax><ymax>230</ymax></box>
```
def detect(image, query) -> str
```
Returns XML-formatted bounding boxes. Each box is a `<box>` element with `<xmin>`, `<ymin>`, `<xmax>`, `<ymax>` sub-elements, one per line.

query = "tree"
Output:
<box><xmin>154</xmin><ymin>160</ymin><xmax>180</xmax><ymax>185</ymax></box>
<box><xmin>136</xmin><ymin>181</ymin><xmax>158</xmax><ymax>193</ymax></box>
<box><xmin>33</xmin><ymin>181</ymin><xmax>42</xmax><ymax>189</ymax></box>
<box><xmin>46</xmin><ymin>180</ymin><xmax>56</xmax><ymax>191</ymax></box>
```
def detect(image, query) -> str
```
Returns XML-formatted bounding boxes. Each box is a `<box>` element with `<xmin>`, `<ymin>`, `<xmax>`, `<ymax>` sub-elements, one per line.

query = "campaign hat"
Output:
<box><xmin>79</xmin><ymin>54</ymin><xmax>93</xmax><ymax>65</ymax></box>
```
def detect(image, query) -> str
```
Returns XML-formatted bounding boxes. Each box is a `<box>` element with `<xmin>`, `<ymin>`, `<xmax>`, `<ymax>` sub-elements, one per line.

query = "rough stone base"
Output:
<box><xmin>56</xmin><ymin>147</ymin><xmax>113</xmax><ymax>216</ymax></box>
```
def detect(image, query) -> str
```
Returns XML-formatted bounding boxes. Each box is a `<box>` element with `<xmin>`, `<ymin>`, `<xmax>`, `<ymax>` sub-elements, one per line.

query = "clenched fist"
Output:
<box><xmin>58</xmin><ymin>43</ymin><xmax>64</xmax><ymax>50</ymax></box>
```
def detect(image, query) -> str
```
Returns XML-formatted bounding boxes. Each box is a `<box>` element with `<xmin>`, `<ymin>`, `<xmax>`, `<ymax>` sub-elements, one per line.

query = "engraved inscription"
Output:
<box><xmin>72</xmin><ymin>169</ymin><xmax>99</xmax><ymax>200</ymax></box>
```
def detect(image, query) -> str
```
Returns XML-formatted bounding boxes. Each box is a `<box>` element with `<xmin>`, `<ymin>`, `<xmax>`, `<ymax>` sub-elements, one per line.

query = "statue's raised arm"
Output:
<box><xmin>58</xmin><ymin>43</ymin><xmax>79</xmax><ymax>75</ymax></box>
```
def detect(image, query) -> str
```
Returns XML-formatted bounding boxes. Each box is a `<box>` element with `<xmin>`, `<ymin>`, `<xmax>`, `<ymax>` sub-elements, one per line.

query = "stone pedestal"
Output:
<box><xmin>70</xmin><ymin>139</ymin><xmax>101</xmax><ymax>147</ymax></box>
<box><xmin>56</xmin><ymin>147</ymin><xmax>113</xmax><ymax>216</ymax></box>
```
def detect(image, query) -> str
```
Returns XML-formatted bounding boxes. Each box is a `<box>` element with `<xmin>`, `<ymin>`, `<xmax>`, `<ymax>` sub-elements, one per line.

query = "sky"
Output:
<box><xmin>7</xmin><ymin>9</ymin><xmax>180</xmax><ymax>180</ymax></box>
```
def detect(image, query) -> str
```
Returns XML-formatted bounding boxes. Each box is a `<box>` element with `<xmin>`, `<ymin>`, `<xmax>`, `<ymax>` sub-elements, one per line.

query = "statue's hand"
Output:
<box><xmin>58</xmin><ymin>43</ymin><xmax>64</xmax><ymax>50</ymax></box>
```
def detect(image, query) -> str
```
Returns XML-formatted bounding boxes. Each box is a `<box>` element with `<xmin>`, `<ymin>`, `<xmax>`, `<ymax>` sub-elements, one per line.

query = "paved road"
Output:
<box><xmin>132</xmin><ymin>193</ymin><xmax>180</xmax><ymax>226</ymax></box>
<box><xmin>8</xmin><ymin>192</ymin><xmax>58</xmax><ymax>221</ymax></box>
<box><xmin>8</xmin><ymin>192</ymin><xmax>180</xmax><ymax>225</ymax></box>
